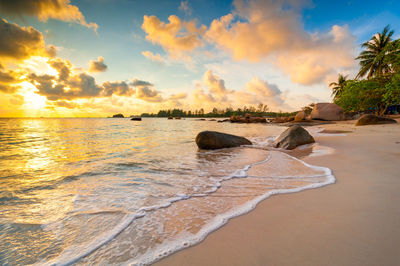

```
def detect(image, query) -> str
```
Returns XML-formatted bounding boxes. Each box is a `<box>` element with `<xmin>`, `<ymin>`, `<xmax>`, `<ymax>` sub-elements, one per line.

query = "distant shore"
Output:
<box><xmin>156</xmin><ymin>119</ymin><xmax>400</xmax><ymax>265</ymax></box>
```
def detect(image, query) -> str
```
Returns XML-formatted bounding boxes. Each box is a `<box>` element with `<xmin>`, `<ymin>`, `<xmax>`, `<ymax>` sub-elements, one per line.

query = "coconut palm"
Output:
<box><xmin>330</xmin><ymin>74</ymin><xmax>348</xmax><ymax>99</ymax></box>
<box><xmin>356</xmin><ymin>25</ymin><xmax>394</xmax><ymax>79</ymax></box>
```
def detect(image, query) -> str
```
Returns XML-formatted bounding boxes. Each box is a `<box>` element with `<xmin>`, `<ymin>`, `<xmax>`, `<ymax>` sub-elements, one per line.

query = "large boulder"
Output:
<box><xmin>311</xmin><ymin>103</ymin><xmax>344</xmax><ymax>121</ymax></box>
<box><xmin>195</xmin><ymin>131</ymin><xmax>252</xmax><ymax>150</ymax></box>
<box><xmin>355</xmin><ymin>114</ymin><xmax>397</xmax><ymax>126</ymax></box>
<box><xmin>273</xmin><ymin>125</ymin><xmax>315</xmax><ymax>150</ymax></box>
<box><xmin>294</xmin><ymin>111</ymin><xmax>306</xmax><ymax>122</ymax></box>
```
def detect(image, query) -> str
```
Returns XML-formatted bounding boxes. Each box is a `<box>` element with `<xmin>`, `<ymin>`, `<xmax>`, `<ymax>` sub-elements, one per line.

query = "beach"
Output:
<box><xmin>156</xmin><ymin>120</ymin><xmax>400</xmax><ymax>266</ymax></box>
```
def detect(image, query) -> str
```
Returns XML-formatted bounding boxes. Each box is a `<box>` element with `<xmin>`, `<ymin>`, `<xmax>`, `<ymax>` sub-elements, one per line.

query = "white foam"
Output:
<box><xmin>40</xmin><ymin>151</ymin><xmax>334</xmax><ymax>266</ymax></box>
<box><xmin>126</xmin><ymin>152</ymin><xmax>335</xmax><ymax>266</ymax></box>
<box><xmin>40</xmin><ymin>211</ymin><xmax>146</xmax><ymax>266</ymax></box>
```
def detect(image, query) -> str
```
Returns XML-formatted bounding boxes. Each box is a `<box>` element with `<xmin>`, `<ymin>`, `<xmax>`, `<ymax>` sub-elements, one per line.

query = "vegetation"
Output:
<box><xmin>329</xmin><ymin>74</ymin><xmax>348</xmax><ymax>99</ymax></box>
<box><xmin>140</xmin><ymin>104</ymin><xmax>297</xmax><ymax>118</ymax></box>
<box><xmin>332</xmin><ymin>25</ymin><xmax>400</xmax><ymax>115</ymax></box>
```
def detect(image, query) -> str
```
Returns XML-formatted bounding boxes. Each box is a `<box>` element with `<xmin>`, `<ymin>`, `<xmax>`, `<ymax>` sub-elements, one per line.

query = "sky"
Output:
<box><xmin>0</xmin><ymin>0</ymin><xmax>399</xmax><ymax>117</ymax></box>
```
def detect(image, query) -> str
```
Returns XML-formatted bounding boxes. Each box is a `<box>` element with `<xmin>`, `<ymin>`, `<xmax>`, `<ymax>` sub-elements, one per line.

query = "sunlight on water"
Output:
<box><xmin>0</xmin><ymin>118</ymin><xmax>332</xmax><ymax>265</ymax></box>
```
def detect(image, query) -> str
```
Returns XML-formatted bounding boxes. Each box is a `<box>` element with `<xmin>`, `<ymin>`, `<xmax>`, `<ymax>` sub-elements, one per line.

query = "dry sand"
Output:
<box><xmin>156</xmin><ymin>120</ymin><xmax>400</xmax><ymax>266</ymax></box>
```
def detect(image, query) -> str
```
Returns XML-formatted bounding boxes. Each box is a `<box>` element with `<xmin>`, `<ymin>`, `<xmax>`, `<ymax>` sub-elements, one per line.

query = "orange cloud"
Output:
<box><xmin>0</xmin><ymin>18</ymin><xmax>55</xmax><ymax>61</ymax></box>
<box><xmin>203</xmin><ymin>70</ymin><xmax>230</xmax><ymax>101</ymax></box>
<box><xmin>234</xmin><ymin>77</ymin><xmax>284</xmax><ymax>109</ymax></box>
<box><xmin>142</xmin><ymin>15</ymin><xmax>206</xmax><ymax>59</ymax></box>
<box><xmin>0</xmin><ymin>0</ymin><xmax>98</xmax><ymax>31</ymax></box>
<box><xmin>192</xmin><ymin>70</ymin><xmax>288</xmax><ymax>111</ymax></box>
<box><xmin>141</xmin><ymin>51</ymin><xmax>164</xmax><ymax>63</ymax></box>
<box><xmin>88</xmin><ymin>56</ymin><xmax>107</xmax><ymax>73</ymax></box>
<box><xmin>205</xmin><ymin>0</ymin><xmax>357</xmax><ymax>85</ymax></box>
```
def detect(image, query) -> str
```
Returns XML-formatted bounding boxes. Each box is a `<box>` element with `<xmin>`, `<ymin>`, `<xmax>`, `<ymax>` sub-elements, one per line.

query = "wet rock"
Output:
<box><xmin>273</xmin><ymin>125</ymin><xmax>315</xmax><ymax>150</ymax></box>
<box><xmin>195</xmin><ymin>131</ymin><xmax>252</xmax><ymax>150</ymax></box>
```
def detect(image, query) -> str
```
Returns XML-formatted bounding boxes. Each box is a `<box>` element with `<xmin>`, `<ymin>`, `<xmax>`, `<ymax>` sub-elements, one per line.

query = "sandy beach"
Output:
<box><xmin>156</xmin><ymin>120</ymin><xmax>400</xmax><ymax>266</ymax></box>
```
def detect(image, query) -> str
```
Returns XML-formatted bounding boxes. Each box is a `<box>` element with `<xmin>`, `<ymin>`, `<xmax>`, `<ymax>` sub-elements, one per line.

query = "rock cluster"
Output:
<box><xmin>230</xmin><ymin>114</ymin><xmax>267</xmax><ymax>123</ymax></box>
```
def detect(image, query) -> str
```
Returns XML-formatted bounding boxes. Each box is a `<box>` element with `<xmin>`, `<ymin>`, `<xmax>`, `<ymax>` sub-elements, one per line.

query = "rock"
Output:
<box><xmin>217</xmin><ymin>119</ymin><xmax>230</xmax><ymax>123</ymax></box>
<box><xmin>230</xmin><ymin>115</ymin><xmax>267</xmax><ymax>123</ymax></box>
<box><xmin>112</xmin><ymin>113</ymin><xmax>124</xmax><ymax>118</ymax></box>
<box><xmin>196</xmin><ymin>118</ymin><xmax>206</xmax><ymax>121</ymax></box>
<box><xmin>130</xmin><ymin>117</ymin><xmax>142</xmax><ymax>121</ymax></box>
<box><xmin>310</xmin><ymin>103</ymin><xmax>344</xmax><ymax>121</ymax></box>
<box><xmin>209</xmin><ymin>119</ymin><xmax>216</xmax><ymax>121</ymax></box>
<box><xmin>355</xmin><ymin>114</ymin><xmax>397</xmax><ymax>126</ymax></box>
<box><xmin>195</xmin><ymin>131</ymin><xmax>252</xmax><ymax>150</ymax></box>
<box><xmin>273</xmin><ymin>125</ymin><xmax>315</xmax><ymax>150</ymax></box>
<box><xmin>272</xmin><ymin>116</ymin><xmax>293</xmax><ymax>123</ymax></box>
<box><xmin>254</xmin><ymin>117</ymin><xmax>267</xmax><ymax>123</ymax></box>
<box><xmin>294</xmin><ymin>111</ymin><xmax>306</xmax><ymax>122</ymax></box>
<box><xmin>174</xmin><ymin>117</ymin><xmax>181</xmax><ymax>120</ymax></box>
<box><xmin>168</xmin><ymin>116</ymin><xmax>173</xmax><ymax>119</ymax></box>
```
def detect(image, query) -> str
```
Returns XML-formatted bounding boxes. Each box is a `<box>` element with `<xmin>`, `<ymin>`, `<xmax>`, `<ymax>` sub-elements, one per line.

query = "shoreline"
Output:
<box><xmin>156</xmin><ymin>120</ymin><xmax>400</xmax><ymax>265</ymax></box>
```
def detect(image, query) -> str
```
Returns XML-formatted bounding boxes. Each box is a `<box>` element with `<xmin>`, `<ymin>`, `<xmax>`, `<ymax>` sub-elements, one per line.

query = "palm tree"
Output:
<box><xmin>356</xmin><ymin>25</ymin><xmax>394</xmax><ymax>79</ymax></box>
<box><xmin>330</xmin><ymin>74</ymin><xmax>348</xmax><ymax>99</ymax></box>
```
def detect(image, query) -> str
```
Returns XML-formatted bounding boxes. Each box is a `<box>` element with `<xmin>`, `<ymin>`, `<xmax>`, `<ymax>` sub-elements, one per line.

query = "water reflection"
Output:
<box><xmin>0</xmin><ymin>118</ymin><xmax>285</xmax><ymax>265</ymax></box>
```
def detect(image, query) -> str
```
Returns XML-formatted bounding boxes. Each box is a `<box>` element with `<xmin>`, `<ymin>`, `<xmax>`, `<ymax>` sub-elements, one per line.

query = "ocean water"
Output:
<box><xmin>0</xmin><ymin>118</ymin><xmax>334</xmax><ymax>265</ymax></box>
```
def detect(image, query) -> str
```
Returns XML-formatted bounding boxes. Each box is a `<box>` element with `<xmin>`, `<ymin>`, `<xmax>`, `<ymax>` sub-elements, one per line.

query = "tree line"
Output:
<box><xmin>140</xmin><ymin>104</ymin><xmax>297</xmax><ymax>118</ymax></box>
<box><xmin>330</xmin><ymin>25</ymin><xmax>400</xmax><ymax>115</ymax></box>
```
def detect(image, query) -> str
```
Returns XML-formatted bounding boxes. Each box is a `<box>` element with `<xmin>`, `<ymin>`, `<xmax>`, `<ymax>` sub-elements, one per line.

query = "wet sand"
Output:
<box><xmin>156</xmin><ymin>120</ymin><xmax>400</xmax><ymax>266</ymax></box>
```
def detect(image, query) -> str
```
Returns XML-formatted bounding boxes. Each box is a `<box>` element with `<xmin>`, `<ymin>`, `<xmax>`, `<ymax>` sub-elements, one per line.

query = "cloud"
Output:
<box><xmin>54</xmin><ymin>100</ymin><xmax>77</xmax><ymax>109</ymax></box>
<box><xmin>88</xmin><ymin>56</ymin><xmax>108</xmax><ymax>73</ymax></box>
<box><xmin>102</xmin><ymin>81</ymin><xmax>134</xmax><ymax>96</ymax></box>
<box><xmin>179</xmin><ymin>1</ymin><xmax>192</xmax><ymax>16</ymax></box>
<box><xmin>130</xmin><ymin>78</ymin><xmax>163</xmax><ymax>102</ymax></box>
<box><xmin>135</xmin><ymin>86</ymin><xmax>163</xmax><ymax>102</ymax></box>
<box><xmin>169</xmin><ymin>92</ymin><xmax>187</xmax><ymax>100</ymax></box>
<box><xmin>0</xmin><ymin>18</ymin><xmax>55</xmax><ymax>61</ymax></box>
<box><xmin>234</xmin><ymin>77</ymin><xmax>284</xmax><ymax>109</ymax></box>
<box><xmin>0</xmin><ymin>66</ymin><xmax>23</xmax><ymax>93</ymax></box>
<box><xmin>48</xmin><ymin>57</ymin><xmax>71</xmax><ymax>81</ymax></box>
<box><xmin>203</xmin><ymin>70</ymin><xmax>230</xmax><ymax>100</ymax></box>
<box><xmin>205</xmin><ymin>0</ymin><xmax>357</xmax><ymax>85</ymax></box>
<box><xmin>141</xmin><ymin>51</ymin><xmax>164</xmax><ymax>63</ymax></box>
<box><xmin>131</xmin><ymin>78</ymin><xmax>153</xmax><ymax>87</ymax></box>
<box><xmin>28</xmin><ymin>58</ymin><xmax>104</xmax><ymax>100</ymax></box>
<box><xmin>0</xmin><ymin>0</ymin><xmax>98</xmax><ymax>31</ymax></box>
<box><xmin>142</xmin><ymin>15</ymin><xmax>206</xmax><ymax>59</ymax></box>
<box><xmin>27</xmin><ymin>57</ymin><xmax>141</xmax><ymax>100</ymax></box>
<box><xmin>192</xmin><ymin>70</ymin><xmax>288</xmax><ymax>111</ymax></box>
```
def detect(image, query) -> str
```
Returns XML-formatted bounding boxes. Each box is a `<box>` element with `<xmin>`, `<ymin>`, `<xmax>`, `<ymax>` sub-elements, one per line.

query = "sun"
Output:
<box><xmin>20</xmin><ymin>81</ymin><xmax>47</xmax><ymax>110</ymax></box>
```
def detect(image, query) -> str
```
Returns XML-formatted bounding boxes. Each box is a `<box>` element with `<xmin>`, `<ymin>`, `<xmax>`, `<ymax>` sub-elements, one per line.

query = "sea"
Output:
<box><xmin>0</xmin><ymin>118</ymin><xmax>335</xmax><ymax>265</ymax></box>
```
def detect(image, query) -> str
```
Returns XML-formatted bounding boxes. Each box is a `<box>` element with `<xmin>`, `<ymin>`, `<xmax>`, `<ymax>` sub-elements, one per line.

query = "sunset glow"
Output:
<box><xmin>0</xmin><ymin>0</ymin><xmax>399</xmax><ymax>117</ymax></box>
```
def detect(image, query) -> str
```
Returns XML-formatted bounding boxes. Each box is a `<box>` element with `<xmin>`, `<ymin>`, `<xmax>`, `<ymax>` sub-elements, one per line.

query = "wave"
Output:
<box><xmin>39</xmin><ymin>150</ymin><xmax>335</xmax><ymax>266</ymax></box>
